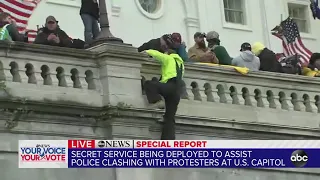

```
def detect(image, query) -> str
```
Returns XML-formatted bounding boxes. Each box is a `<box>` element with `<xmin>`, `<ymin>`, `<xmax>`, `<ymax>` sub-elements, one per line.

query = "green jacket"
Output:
<box><xmin>0</xmin><ymin>24</ymin><xmax>12</xmax><ymax>41</ymax></box>
<box><xmin>146</xmin><ymin>50</ymin><xmax>184</xmax><ymax>83</ymax></box>
<box><xmin>212</xmin><ymin>45</ymin><xmax>232</xmax><ymax>65</ymax></box>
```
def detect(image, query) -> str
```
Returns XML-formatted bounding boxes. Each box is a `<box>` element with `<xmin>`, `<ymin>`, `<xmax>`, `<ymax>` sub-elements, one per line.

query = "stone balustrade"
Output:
<box><xmin>0</xmin><ymin>41</ymin><xmax>319</xmax><ymax>130</ymax></box>
<box><xmin>142</xmin><ymin>62</ymin><xmax>320</xmax><ymax>114</ymax></box>
<box><xmin>1</xmin><ymin>42</ymin><xmax>320</xmax><ymax>180</ymax></box>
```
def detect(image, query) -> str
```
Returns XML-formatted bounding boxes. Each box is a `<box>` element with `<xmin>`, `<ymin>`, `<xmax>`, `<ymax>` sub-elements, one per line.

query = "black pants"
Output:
<box><xmin>144</xmin><ymin>78</ymin><xmax>181</xmax><ymax>140</ymax></box>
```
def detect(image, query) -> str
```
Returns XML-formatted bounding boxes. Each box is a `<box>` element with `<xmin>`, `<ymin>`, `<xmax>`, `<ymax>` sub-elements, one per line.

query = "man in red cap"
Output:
<box><xmin>171</xmin><ymin>32</ymin><xmax>189</xmax><ymax>62</ymax></box>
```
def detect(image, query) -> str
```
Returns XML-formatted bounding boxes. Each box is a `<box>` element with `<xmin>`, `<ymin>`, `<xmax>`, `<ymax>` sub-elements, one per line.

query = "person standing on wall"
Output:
<box><xmin>80</xmin><ymin>0</ymin><xmax>100</xmax><ymax>45</ymax></box>
<box><xmin>144</xmin><ymin>49</ymin><xmax>185</xmax><ymax>140</ymax></box>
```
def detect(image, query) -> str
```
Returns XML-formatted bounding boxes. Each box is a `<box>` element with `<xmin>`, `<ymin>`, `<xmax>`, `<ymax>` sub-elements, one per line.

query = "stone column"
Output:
<box><xmin>89</xmin><ymin>44</ymin><xmax>146</xmax><ymax>108</ymax></box>
<box><xmin>181</xmin><ymin>0</ymin><xmax>201</xmax><ymax>46</ymax></box>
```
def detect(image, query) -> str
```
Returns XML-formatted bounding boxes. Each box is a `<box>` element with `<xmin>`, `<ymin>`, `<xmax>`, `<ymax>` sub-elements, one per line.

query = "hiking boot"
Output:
<box><xmin>148</xmin><ymin>100</ymin><xmax>165</xmax><ymax>109</ymax></box>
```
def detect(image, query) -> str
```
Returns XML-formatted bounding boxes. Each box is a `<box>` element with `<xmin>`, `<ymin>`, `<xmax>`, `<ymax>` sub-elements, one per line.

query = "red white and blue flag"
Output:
<box><xmin>0</xmin><ymin>0</ymin><xmax>41</xmax><ymax>42</ymax></box>
<box><xmin>272</xmin><ymin>17</ymin><xmax>312</xmax><ymax>65</ymax></box>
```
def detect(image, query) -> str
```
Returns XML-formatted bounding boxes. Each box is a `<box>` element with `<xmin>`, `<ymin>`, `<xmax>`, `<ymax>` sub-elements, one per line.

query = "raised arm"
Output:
<box><xmin>146</xmin><ymin>50</ymin><xmax>168</xmax><ymax>63</ymax></box>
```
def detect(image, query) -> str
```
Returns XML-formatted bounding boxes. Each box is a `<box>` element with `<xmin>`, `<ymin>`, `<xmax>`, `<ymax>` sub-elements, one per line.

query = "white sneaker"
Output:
<box><xmin>149</xmin><ymin>100</ymin><xmax>165</xmax><ymax>109</ymax></box>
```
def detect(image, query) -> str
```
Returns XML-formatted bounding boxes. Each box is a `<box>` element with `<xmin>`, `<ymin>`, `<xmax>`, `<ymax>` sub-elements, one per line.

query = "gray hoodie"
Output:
<box><xmin>232</xmin><ymin>50</ymin><xmax>260</xmax><ymax>71</ymax></box>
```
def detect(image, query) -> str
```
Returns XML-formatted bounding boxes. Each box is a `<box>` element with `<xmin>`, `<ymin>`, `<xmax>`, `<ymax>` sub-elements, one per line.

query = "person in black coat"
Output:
<box><xmin>34</xmin><ymin>16</ymin><xmax>72</xmax><ymax>48</ymax></box>
<box><xmin>308</xmin><ymin>53</ymin><xmax>320</xmax><ymax>70</ymax></box>
<box><xmin>252</xmin><ymin>42</ymin><xmax>282</xmax><ymax>72</ymax></box>
<box><xmin>80</xmin><ymin>0</ymin><xmax>100</xmax><ymax>44</ymax></box>
<box><xmin>138</xmin><ymin>34</ymin><xmax>175</xmax><ymax>53</ymax></box>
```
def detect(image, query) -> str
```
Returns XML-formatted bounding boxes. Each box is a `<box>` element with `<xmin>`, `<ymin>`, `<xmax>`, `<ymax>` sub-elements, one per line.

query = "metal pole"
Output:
<box><xmin>91</xmin><ymin>0</ymin><xmax>123</xmax><ymax>46</ymax></box>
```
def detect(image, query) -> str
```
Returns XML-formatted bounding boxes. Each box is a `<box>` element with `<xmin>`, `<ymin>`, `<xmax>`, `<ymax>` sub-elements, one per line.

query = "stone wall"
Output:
<box><xmin>0</xmin><ymin>41</ymin><xmax>319</xmax><ymax>180</ymax></box>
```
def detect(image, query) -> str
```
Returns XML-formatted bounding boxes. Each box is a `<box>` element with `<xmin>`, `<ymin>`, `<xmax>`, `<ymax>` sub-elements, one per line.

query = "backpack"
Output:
<box><xmin>175</xmin><ymin>59</ymin><xmax>183</xmax><ymax>81</ymax></box>
<box><xmin>71</xmin><ymin>39</ymin><xmax>85</xmax><ymax>49</ymax></box>
<box><xmin>0</xmin><ymin>24</ymin><xmax>11</xmax><ymax>41</ymax></box>
<box><xmin>279</xmin><ymin>54</ymin><xmax>302</xmax><ymax>74</ymax></box>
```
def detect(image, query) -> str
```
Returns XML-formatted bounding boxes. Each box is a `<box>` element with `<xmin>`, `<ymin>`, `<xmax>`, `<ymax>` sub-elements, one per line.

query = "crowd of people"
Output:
<box><xmin>137</xmin><ymin>30</ymin><xmax>320</xmax><ymax>140</ymax></box>
<box><xmin>0</xmin><ymin>0</ymin><xmax>100</xmax><ymax>48</ymax></box>
<box><xmin>138</xmin><ymin>31</ymin><xmax>320</xmax><ymax>76</ymax></box>
<box><xmin>1</xmin><ymin>0</ymin><xmax>320</xmax><ymax>140</ymax></box>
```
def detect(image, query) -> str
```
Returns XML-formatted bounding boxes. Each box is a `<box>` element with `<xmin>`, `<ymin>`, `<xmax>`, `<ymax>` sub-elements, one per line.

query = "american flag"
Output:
<box><xmin>310</xmin><ymin>0</ymin><xmax>320</xmax><ymax>20</ymax></box>
<box><xmin>0</xmin><ymin>0</ymin><xmax>41</xmax><ymax>43</ymax></box>
<box><xmin>274</xmin><ymin>17</ymin><xmax>312</xmax><ymax>65</ymax></box>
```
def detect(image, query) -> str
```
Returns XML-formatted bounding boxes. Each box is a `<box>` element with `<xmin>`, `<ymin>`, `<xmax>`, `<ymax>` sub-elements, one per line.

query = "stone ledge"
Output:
<box><xmin>142</xmin><ymin>61</ymin><xmax>320</xmax><ymax>88</ymax></box>
<box><xmin>0</xmin><ymin>99</ymin><xmax>319</xmax><ymax>138</ymax></box>
<box><xmin>0</xmin><ymin>41</ymin><xmax>146</xmax><ymax>63</ymax></box>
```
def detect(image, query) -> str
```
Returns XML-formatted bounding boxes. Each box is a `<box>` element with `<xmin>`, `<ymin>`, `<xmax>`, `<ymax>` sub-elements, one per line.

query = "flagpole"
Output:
<box><xmin>90</xmin><ymin>0</ymin><xmax>124</xmax><ymax>47</ymax></box>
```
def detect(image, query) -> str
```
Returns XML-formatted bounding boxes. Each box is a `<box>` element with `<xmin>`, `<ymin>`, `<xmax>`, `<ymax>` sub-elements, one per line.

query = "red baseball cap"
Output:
<box><xmin>171</xmin><ymin>33</ymin><xmax>182</xmax><ymax>44</ymax></box>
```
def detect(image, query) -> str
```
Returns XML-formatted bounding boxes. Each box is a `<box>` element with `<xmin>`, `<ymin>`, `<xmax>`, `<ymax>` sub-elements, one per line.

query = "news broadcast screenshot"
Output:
<box><xmin>18</xmin><ymin>140</ymin><xmax>319</xmax><ymax>168</ymax></box>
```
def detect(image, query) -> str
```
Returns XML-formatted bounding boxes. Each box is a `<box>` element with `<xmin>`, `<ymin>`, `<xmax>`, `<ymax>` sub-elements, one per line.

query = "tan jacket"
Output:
<box><xmin>188</xmin><ymin>44</ymin><xmax>218</xmax><ymax>63</ymax></box>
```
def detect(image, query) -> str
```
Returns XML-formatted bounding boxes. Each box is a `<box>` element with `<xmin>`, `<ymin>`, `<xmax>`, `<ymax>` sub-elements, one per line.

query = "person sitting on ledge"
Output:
<box><xmin>252</xmin><ymin>42</ymin><xmax>282</xmax><ymax>73</ymax></box>
<box><xmin>188</xmin><ymin>32</ymin><xmax>219</xmax><ymax>63</ymax></box>
<box><xmin>303</xmin><ymin>53</ymin><xmax>320</xmax><ymax>77</ymax></box>
<box><xmin>0</xmin><ymin>12</ymin><xmax>25</xmax><ymax>42</ymax></box>
<box><xmin>34</xmin><ymin>16</ymin><xmax>72</xmax><ymax>47</ymax></box>
<box><xmin>232</xmin><ymin>42</ymin><xmax>260</xmax><ymax>71</ymax></box>
<box><xmin>206</xmin><ymin>31</ymin><xmax>231</xmax><ymax>65</ymax></box>
<box><xmin>143</xmin><ymin>49</ymin><xmax>184</xmax><ymax>140</ymax></box>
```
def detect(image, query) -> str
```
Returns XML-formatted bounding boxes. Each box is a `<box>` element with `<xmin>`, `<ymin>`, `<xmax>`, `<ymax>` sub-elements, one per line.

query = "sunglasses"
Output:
<box><xmin>47</xmin><ymin>21</ymin><xmax>56</xmax><ymax>24</ymax></box>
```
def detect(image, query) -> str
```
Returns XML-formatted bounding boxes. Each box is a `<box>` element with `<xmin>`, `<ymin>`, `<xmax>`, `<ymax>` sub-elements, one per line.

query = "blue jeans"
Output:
<box><xmin>80</xmin><ymin>14</ymin><xmax>100</xmax><ymax>43</ymax></box>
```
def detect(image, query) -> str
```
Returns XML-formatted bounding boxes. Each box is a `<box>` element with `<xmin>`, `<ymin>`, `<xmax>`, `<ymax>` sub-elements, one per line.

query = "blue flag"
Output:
<box><xmin>310</xmin><ymin>0</ymin><xmax>320</xmax><ymax>19</ymax></box>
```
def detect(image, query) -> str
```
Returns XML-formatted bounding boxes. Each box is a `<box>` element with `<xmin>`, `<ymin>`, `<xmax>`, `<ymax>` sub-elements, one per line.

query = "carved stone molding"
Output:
<box><xmin>111</xmin><ymin>0</ymin><xmax>121</xmax><ymax>17</ymax></box>
<box><xmin>181</xmin><ymin>0</ymin><xmax>199</xmax><ymax>18</ymax></box>
<box><xmin>184</xmin><ymin>17</ymin><xmax>200</xmax><ymax>28</ymax></box>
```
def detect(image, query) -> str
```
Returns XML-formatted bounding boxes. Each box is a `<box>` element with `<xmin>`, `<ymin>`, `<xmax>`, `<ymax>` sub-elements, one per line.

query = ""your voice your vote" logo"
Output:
<box><xmin>290</xmin><ymin>150</ymin><xmax>308</xmax><ymax>167</ymax></box>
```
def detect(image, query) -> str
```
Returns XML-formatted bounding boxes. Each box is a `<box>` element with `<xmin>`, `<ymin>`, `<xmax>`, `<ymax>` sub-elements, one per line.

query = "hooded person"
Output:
<box><xmin>143</xmin><ymin>48</ymin><xmax>184</xmax><ymax>140</ymax></box>
<box><xmin>138</xmin><ymin>34</ymin><xmax>173</xmax><ymax>53</ymax></box>
<box><xmin>0</xmin><ymin>12</ymin><xmax>25</xmax><ymax>42</ymax></box>
<box><xmin>34</xmin><ymin>16</ymin><xmax>72</xmax><ymax>47</ymax></box>
<box><xmin>252</xmin><ymin>42</ymin><xmax>282</xmax><ymax>72</ymax></box>
<box><xmin>232</xmin><ymin>42</ymin><xmax>260</xmax><ymax>71</ymax></box>
<box><xmin>171</xmin><ymin>32</ymin><xmax>189</xmax><ymax>62</ymax></box>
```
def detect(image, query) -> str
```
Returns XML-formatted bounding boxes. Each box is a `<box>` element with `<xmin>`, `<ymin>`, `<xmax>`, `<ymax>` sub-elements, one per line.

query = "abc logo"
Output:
<box><xmin>290</xmin><ymin>150</ymin><xmax>308</xmax><ymax>167</ymax></box>
<box><xmin>98</xmin><ymin>141</ymin><xmax>105</xmax><ymax>148</ymax></box>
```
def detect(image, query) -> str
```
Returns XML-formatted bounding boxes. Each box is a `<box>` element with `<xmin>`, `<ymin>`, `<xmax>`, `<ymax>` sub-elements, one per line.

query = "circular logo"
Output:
<box><xmin>98</xmin><ymin>141</ymin><xmax>105</xmax><ymax>148</ymax></box>
<box><xmin>290</xmin><ymin>150</ymin><xmax>308</xmax><ymax>167</ymax></box>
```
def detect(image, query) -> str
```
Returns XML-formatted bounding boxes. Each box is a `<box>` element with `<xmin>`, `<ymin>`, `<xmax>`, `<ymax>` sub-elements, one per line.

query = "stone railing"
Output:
<box><xmin>0</xmin><ymin>41</ymin><xmax>319</xmax><ymax>136</ymax></box>
<box><xmin>141</xmin><ymin>58</ymin><xmax>320</xmax><ymax>137</ymax></box>
<box><xmin>1</xmin><ymin>42</ymin><xmax>320</xmax><ymax>179</ymax></box>
<box><xmin>142</xmin><ymin>62</ymin><xmax>320</xmax><ymax>113</ymax></box>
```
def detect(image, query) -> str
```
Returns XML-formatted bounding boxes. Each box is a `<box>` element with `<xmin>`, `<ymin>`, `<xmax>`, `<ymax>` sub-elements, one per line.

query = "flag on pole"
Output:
<box><xmin>0</xmin><ymin>0</ymin><xmax>41</xmax><ymax>42</ymax></box>
<box><xmin>272</xmin><ymin>17</ymin><xmax>312</xmax><ymax>65</ymax></box>
<box><xmin>310</xmin><ymin>0</ymin><xmax>320</xmax><ymax>20</ymax></box>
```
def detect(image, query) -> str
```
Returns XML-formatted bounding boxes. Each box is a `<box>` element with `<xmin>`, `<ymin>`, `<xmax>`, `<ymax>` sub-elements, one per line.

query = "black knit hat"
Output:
<box><xmin>162</xmin><ymin>34</ymin><xmax>174</xmax><ymax>48</ymax></box>
<box><xmin>240</xmin><ymin>42</ymin><xmax>251</xmax><ymax>51</ymax></box>
<box><xmin>309</xmin><ymin>53</ymin><xmax>320</xmax><ymax>65</ymax></box>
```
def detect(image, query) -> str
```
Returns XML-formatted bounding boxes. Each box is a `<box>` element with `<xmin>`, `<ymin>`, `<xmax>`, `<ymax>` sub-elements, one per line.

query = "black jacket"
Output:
<box><xmin>258</xmin><ymin>48</ymin><xmax>282</xmax><ymax>72</ymax></box>
<box><xmin>138</xmin><ymin>38</ymin><xmax>164</xmax><ymax>53</ymax></box>
<box><xmin>80</xmin><ymin>0</ymin><xmax>99</xmax><ymax>20</ymax></box>
<box><xmin>34</xmin><ymin>27</ymin><xmax>72</xmax><ymax>47</ymax></box>
<box><xmin>0</xmin><ymin>22</ymin><xmax>25</xmax><ymax>42</ymax></box>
